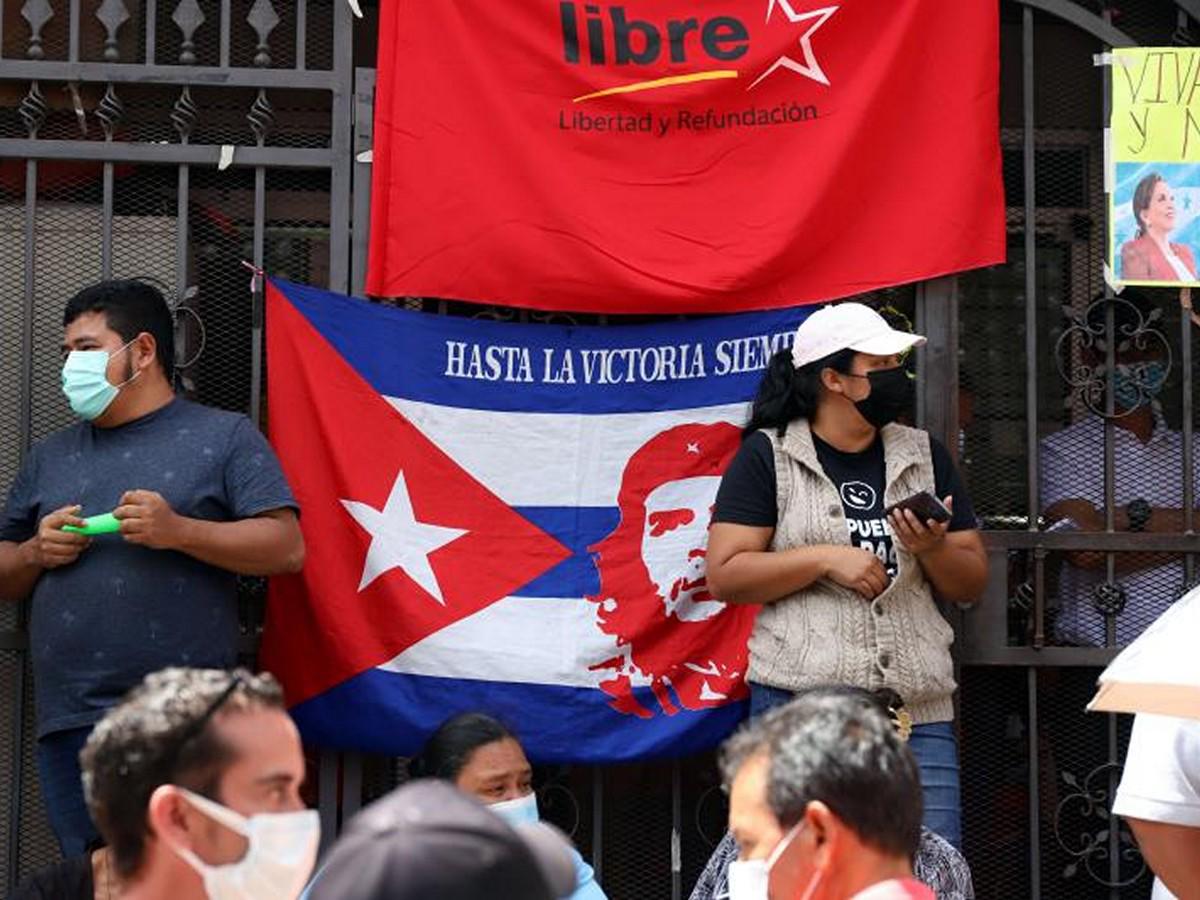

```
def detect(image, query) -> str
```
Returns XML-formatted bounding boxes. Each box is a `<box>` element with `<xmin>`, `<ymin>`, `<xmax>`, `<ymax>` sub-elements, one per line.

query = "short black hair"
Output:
<box><xmin>80</xmin><ymin>668</ymin><xmax>285</xmax><ymax>880</ymax></box>
<box><xmin>719</xmin><ymin>688</ymin><xmax>923</xmax><ymax>860</ymax></box>
<box><xmin>63</xmin><ymin>279</ymin><xmax>175</xmax><ymax>380</ymax></box>
<box><xmin>410</xmin><ymin>712</ymin><xmax>518</xmax><ymax>782</ymax></box>
<box><xmin>743</xmin><ymin>347</ymin><xmax>857</xmax><ymax>439</ymax></box>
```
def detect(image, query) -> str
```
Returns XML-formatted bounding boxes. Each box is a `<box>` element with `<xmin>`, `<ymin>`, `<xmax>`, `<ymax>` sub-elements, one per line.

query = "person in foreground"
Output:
<box><xmin>409</xmin><ymin>712</ymin><xmax>607</xmax><ymax>900</ymax></box>
<box><xmin>309</xmin><ymin>779</ymin><xmax>576</xmax><ymax>900</ymax></box>
<box><xmin>1113</xmin><ymin>713</ymin><xmax>1200</xmax><ymax>900</ymax></box>
<box><xmin>707</xmin><ymin>302</ymin><xmax>987</xmax><ymax>848</ymax></box>
<box><xmin>79</xmin><ymin>667</ymin><xmax>318</xmax><ymax>900</ymax></box>
<box><xmin>0</xmin><ymin>279</ymin><xmax>304</xmax><ymax>855</ymax></box>
<box><xmin>689</xmin><ymin>688</ymin><xmax>973</xmax><ymax>900</ymax></box>
<box><xmin>720</xmin><ymin>687</ymin><xmax>932</xmax><ymax>900</ymax></box>
<box><xmin>1119</xmin><ymin>172</ymin><xmax>1197</xmax><ymax>282</ymax></box>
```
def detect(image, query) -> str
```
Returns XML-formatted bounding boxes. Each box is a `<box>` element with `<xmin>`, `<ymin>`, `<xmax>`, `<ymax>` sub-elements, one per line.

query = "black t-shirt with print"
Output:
<box><xmin>713</xmin><ymin>430</ymin><xmax>976</xmax><ymax>577</ymax></box>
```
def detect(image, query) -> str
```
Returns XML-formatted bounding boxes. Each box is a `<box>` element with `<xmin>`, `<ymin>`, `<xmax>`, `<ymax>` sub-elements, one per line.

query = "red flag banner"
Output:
<box><xmin>367</xmin><ymin>2</ymin><xmax>1004</xmax><ymax>314</ymax></box>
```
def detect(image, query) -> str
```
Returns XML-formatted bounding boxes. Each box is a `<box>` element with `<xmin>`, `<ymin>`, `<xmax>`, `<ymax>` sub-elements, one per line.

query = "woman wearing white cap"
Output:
<box><xmin>706</xmin><ymin>302</ymin><xmax>988</xmax><ymax>850</ymax></box>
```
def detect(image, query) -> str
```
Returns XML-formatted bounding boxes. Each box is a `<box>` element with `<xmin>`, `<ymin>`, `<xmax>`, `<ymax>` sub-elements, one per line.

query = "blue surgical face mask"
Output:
<box><xmin>489</xmin><ymin>791</ymin><xmax>539</xmax><ymax>827</ymax></box>
<box><xmin>1112</xmin><ymin>360</ymin><xmax>1167</xmax><ymax>410</ymax></box>
<box><xmin>61</xmin><ymin>339</ymin><xmax>138</xmax><ymax>420</ymax></box>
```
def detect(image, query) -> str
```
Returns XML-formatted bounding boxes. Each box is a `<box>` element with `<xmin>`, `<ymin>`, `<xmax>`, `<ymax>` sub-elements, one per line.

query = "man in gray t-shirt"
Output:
<box><xmin>0</xmin><ymin>279</ymin><xmax>304</xmax><ymax>857</ymax></box>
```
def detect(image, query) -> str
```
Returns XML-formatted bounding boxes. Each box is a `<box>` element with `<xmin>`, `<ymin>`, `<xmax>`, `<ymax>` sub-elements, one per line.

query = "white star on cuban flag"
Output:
<box><xmin>341</xmin><ymin>469</ymin><xmax>468</xmax><ymax>603</ymax></box>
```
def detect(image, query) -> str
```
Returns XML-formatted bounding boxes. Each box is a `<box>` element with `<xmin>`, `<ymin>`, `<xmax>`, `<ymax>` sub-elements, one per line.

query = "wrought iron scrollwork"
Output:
<box><xmin>537</xmin><ymin>780</ymin><xmax>581</xmax><ymax>839</ymax></box>
<box><xmin>246</xmin><ymin>1</ymin><xmax>280</xmax><ymax>145</ymax></box>
<box><xmin>96</xmin><ymin>84</ymin><xmax>125</xmax><ymax>140</ymax></box>
<box><xmin>248</xmin><ymin>0</ymin><xmax>281</xmax><ymax>68</ymax></box>
<box><xmin>1091</xmin><ymin>581</ymin><xmax>1128</xmax><ymax>617</ymax></box>
<box><xmin>97</xmin><ymin>0</ymin><xmax>131</xmax><ymax>62</ymax></box>
<box><xmin>248</xmin><ymin>90</ymin><xmax>275</xmax><ymax>145</ymax></box>
<box><xmin>19</xmin><ymin>81</ymin><xmax>47</xmax><ymax>139</ymax></box>
<box><xmin>173</xmin><ymin>0</ymin><xmax>205</xmax><ymax>66</ymax></box>
<box><xmin>22</xmin><ymin>0</ymin><xmax>53</xmax><ymax>61</ymax></box>
<box><xmin>1053</xmin><ymin>762</ymin><xmax>1146</xmax><ymax>887</ymax></box>
<box><xmin>1011</xmin><ymin>580</ymin><xmax>1035</xmax><ymax>612</ymax></box>
<box><xmin>1055</xmin><ymin>296</ymin><xmax>1172</xmax><ymax>419</ymax></box>
<box><xmin>172</xmin><ymin>87</ymin><xmax>198</xmax><ymax>143</ymax></box>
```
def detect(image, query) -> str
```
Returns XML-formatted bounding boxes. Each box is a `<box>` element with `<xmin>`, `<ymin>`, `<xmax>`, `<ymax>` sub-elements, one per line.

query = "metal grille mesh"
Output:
<box><xmin>3</xmin><ymin>4</ymin><xmax>1198</xmax><ymax>900</ymax></box>
<box><xmin>961</xmin><ymin>666</ymin><xmax>1158</xmax><ymax>899</ymax></box>
<box><xmin>0</xmin><ymin>136</ymin><xmax>333</xmax><ymax>894</ymax></box>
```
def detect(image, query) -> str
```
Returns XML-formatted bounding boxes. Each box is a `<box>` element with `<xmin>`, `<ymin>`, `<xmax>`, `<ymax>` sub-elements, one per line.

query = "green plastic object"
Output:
<box><xmin>62</xmin><ymin>512</ymin><xmax>121</xmax><ymax>536</ymax></box>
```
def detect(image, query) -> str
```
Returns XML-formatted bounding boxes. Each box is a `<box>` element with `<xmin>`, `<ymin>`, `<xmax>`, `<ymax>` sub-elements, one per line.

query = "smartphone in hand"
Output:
<box><xmin>883</xmin><ymin>490</ymin><xmax>951</xmax><ymax>524</ymax></box>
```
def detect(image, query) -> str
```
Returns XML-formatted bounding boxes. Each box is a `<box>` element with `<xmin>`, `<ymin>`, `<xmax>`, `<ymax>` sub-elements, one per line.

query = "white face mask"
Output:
<box><xmin>726</xmin><ymin>822</ymin><xmax>818</xmax><ymax>900</ymax></box>
<box><xmin>171</xmin><ymin>788</ymin><xmax>319</xmax><ymax>900</ymax></box>
<box><xmin>489</xmin><ymin>791</ymin><xmax>540</xmax><ymax>827</ymax></box>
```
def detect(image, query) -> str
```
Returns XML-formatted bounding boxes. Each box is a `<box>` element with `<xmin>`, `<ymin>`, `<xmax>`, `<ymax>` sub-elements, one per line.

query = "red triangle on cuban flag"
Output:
<box><xmin>260</xmin><ymin>282</ymin><xmax>572</xmax><ymax>706</ymax></box>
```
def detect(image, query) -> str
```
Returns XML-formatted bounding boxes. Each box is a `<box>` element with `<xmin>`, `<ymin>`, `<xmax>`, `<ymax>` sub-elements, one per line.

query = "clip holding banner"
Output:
<box><xmin>218</xmin><ymin>144</ymin><xmax>235</xmax><ymax>171</ymax></box>
<box><xmin>1093</xmin><ymin>52</ymin><xmax>1134</xmax><ymax>67</ymax></box>
<box><xmin>356</xmin><ymin>149</ymin><xmax>373</xmax><ymax>164</ymax></box>
<box><xmin>1103</xmin><ymin>263</ymin><xmax>1126</xmax><ymax>295</ymax></box>
<box><xmin>240</xmin><ymin>259</ymin><xmax>265</xmax><ymax>294</ymax></box>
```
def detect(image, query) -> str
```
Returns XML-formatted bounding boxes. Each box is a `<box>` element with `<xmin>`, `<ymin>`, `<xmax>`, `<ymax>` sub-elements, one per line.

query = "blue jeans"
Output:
<box><xmin>36</xmin><ymin>725</ymin><xmax>99</xmax><ymax>857</ymax></box>
<box><xmin>747</xmin><ymin>682</ymin><xmax>962</xmax><ymax>849</ymax></box>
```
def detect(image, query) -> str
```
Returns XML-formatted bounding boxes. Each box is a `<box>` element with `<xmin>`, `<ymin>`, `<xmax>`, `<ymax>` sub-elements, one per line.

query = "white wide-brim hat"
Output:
<box><xmin>791</xmin><ymin>303</ymin><xmax>927</xmax><ymax>370</ymax></box>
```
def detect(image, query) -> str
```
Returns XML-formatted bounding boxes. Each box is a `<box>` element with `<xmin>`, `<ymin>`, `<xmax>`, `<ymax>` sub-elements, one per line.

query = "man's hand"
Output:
<box><xmin>1045</xmin><ymin>498</ymin><xmax>1104</xmax><ymax>532</ymax></box>
<box><xmin>115</xmin><ymin>490</ymin><xmax>185</xmax><ymax>550</ymax></box>
<box><xmin>890</xmin><ymin>496</ymin><xmax>953</xmax><ymax>556</ymax></box>
<box><xmin>824</xmin><ymin>546</ymin><xmax>889</xmax><ymax>600</ymax></box>
<box><xmin>30</xmin><ymin>504</ymin><xmax>90</xmax><ymax>569</ymax></box>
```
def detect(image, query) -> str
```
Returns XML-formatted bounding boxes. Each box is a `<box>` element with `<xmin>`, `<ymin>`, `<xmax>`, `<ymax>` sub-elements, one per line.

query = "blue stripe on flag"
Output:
<box><xmin>274</xmin><ymin>278</ymin><xmax>813</xmax><ymax>414</ymax></box>
<box><xmin>511</xmin><ymin>506</ymin><xmax>617</xmax><ymax>598</ymax></box>
<box><xmin>290</xmin><ymin>667</ymin><xmax>749</xmax><ymax>763</ymax></box>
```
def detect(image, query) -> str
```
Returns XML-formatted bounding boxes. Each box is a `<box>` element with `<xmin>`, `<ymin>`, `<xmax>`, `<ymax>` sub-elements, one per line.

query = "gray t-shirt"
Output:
<box><xmin>1</xmin><ymin>398</ymin><xmax>297</xmax><ymax>737</ymax></box>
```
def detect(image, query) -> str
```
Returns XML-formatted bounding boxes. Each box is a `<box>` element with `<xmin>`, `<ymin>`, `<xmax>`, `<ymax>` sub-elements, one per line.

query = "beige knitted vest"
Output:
<box><xmin>746</xmin><ymin>420</ymin><xmax>956</xmax><ymax>724</ymax></box>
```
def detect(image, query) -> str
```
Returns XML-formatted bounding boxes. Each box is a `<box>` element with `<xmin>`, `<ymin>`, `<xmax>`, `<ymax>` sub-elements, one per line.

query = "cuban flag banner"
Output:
<box><xmin>260</xmin><ymin>278</ymin><xmax>814</xmax><ymax>762</ymax></box>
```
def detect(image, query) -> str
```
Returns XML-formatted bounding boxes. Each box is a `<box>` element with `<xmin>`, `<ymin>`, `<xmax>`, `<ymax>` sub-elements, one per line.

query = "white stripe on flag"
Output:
<box><xmin>387</xmin><ymin>398</ymin><xmax>749</xmax><ymax>507</ymax></box>
<box><xmin>378</xmin><ymin>596</ymin><xmax>634</xmax><ymax>688</ymax></box>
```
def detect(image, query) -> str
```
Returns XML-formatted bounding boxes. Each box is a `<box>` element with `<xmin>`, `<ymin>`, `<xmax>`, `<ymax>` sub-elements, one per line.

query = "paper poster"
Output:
<box><xmin>1110</xmin><ymin>48</ymin><xmax>1200</xmax><ymax>286</ymax></box>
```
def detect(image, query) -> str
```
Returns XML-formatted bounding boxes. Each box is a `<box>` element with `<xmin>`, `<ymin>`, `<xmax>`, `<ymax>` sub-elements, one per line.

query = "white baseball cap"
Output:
<box><xmin>790</xmin><ymin>303</ymin><xmax>926</xmax><ymax>370</ymax></box>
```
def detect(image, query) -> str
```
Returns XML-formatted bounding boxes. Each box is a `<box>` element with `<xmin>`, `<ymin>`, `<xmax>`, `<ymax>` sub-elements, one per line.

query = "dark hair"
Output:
<box><xmin>63</xmin><ymin>279</ymin><xmax>175</xmax><ymax>380</ymax></box>
<box><xmin>719</xmin><ymin>688</ymin><xmax>923</xmax><ymax>860</ymax></box>
<box><xmin>743</xmin><ymin>348</ymin><xmax>857</xmax><ymax>438</ymax></box>
<box><xmin>410</xmin><ymin>712</ymin><xmax>519</xmax><ymax>782</ymax></box>
<box><xmin>80</xmin><ymin>667</ymin><xmax>284</xmax><ymax>880</ymax></box>
<box><xmin>1131</xmin><ymin>172</ymin><xmax>1164</xmax><ymax>238</ymax></box>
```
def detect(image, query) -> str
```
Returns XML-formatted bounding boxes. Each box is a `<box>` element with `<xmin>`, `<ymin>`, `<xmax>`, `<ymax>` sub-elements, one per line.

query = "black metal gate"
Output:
<box><xmin>3</xmin><ymin>2</ymin><xmax>1199</xmax><ymax>900</ymax></box>
<box><xmin>954</xmin><ymin>3</ymin><xmax>1199</xmax><ymax>899</ymax></box>
<box><xmin>0</xmin><ymin>0</ymin><xmax>356</xmax><ymax>891</ymax></box>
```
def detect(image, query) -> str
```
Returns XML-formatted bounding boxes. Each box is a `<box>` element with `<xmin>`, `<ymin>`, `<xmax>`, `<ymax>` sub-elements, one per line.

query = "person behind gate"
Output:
<box><xmin>706</xmin><ymin>302</ymin><xmax>988</xmax><ymax>849</ymax></box>
<box><xmin>0</xmin><ymin>279</ymin><xmax>304</xmax><ymax>857</ymax></box>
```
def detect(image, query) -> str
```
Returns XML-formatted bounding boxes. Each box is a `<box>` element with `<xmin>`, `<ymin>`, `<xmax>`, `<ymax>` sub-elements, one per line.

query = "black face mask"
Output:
<box><xmin>850</xmin><ymin>366</ymin><xmax>914</xmax><ymax>428</ymax></box>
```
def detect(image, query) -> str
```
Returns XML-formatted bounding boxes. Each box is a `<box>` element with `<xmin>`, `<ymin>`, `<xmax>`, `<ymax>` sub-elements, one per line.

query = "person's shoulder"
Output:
<box><xmin>28</xmin><ymin>421</ymin><xmax>89</xmax><ymax>456</ymax></box>
<box><xmin>170</xmin><ymin>398</ymin><xmax>256</xmax><ymax>434</ymax></box>
<box><xmin>1041</xmin><ymin>415</ymin><xmax>1100</xmax><ymax>451</ymax></box>
<box><xmin>744</xmin><ymin>429</ymin><xmax>775</xmax><ymax>454</ymax></box>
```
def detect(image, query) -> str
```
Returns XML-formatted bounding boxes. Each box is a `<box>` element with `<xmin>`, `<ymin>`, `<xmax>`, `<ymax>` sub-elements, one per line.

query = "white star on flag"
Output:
<box><xmin>686</xmin><ymin>442</ymin><xmax>701</xmax><ymax>454</ymax></box>
<box><xmin>341</xmin><ymin>470</ymin><xmax>467</xmax><ymax>603</ymax></box>
<box><xmin>749</xmin><ymin>2</ymin><xmax>838</xmax><ymax>90</ymax></box>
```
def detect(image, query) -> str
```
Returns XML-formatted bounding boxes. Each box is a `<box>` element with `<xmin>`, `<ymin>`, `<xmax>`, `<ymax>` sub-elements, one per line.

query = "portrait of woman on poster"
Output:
<box><xmin>1120</xmin><ymin>172</ymin><xmax>1198</xmax><ymax>282</ymax></box>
